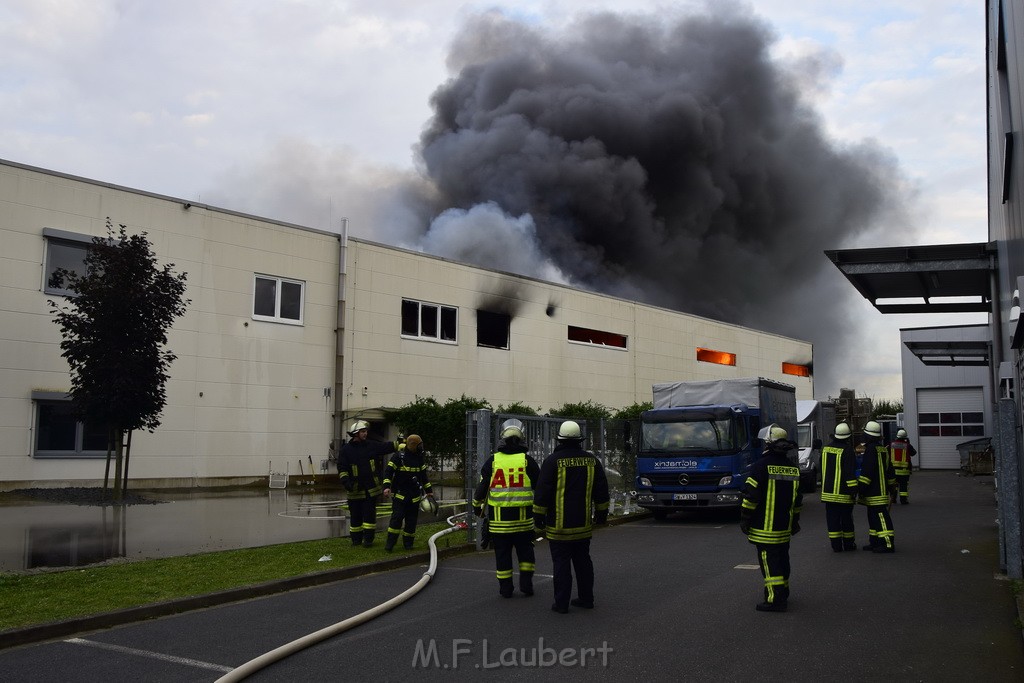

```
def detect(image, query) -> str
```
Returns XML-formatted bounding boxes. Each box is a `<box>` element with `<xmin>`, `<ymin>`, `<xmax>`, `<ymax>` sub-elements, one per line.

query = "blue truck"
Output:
<box><xmin>633</xmin><ymin>377</ymin><xmax>797</xmax><ymax>518</ymax></box>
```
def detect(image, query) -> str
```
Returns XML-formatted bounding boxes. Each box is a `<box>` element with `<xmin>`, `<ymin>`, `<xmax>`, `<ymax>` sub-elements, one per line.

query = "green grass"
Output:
<box><xmin>0</xmin><ymin>521</ymin><xmax>465</xmax><ymax>631</ymax></box>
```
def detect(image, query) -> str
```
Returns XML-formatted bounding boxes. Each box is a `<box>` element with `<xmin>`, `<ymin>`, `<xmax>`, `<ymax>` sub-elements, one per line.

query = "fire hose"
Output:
<box><xmin>215</xmin><ymin>511</ymin><xmax>470</xmax><ymax>682</ymax></box>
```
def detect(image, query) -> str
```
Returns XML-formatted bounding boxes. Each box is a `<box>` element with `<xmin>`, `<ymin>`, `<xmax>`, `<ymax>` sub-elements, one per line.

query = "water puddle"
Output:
<box><xmin>0</xmin><ymin>486</ymin><xmax>466</xmax><ymax>572</ymax></box>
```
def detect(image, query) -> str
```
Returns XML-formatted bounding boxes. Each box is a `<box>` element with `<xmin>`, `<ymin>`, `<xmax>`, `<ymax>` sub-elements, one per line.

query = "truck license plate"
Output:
<box><xmin>672</xmin><ymin>493</ymin><xmax>697</xmax><ymax>501</ymax></box>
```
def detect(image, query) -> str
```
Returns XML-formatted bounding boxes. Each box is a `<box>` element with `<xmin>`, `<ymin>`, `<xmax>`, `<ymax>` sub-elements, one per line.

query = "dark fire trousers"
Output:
<box><xmin>755</xmin><ymin>542</ymin><xmax>791</xmax><ymax>605</ymax></box>
<box><xmin>824</xmin><ymin>502</ymin><xmax>857</xmax><ymax>551</ymax></box>
<box><xmin>865</xmin><ymin>504</ymin><xmax>895</xmax><ymax>550</ymax></box>
<box><xmin>347</xmin><ymin>496</ymin><xmax>378</xmax><ymax>546</ymax></box>
<box><xmin>491</xmin><ymin>530</ymin><xmax>536</xmax><ymax>592</ymax></box>
<box><xmin>549</xmin><ymin>538</ymin><xmax>595</xmax><ymax>608</ymax></box>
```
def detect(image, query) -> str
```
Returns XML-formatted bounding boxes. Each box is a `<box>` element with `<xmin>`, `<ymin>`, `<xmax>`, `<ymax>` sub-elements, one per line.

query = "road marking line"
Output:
<box><xmin>66</xmin><ymin>638</ymin><xmax>233</xmax><ymax>673</ymax></box>
<box><xmin>734</xmin><ymin>564</ymin><xmax>760</xmax><ymax>570</ymax></box>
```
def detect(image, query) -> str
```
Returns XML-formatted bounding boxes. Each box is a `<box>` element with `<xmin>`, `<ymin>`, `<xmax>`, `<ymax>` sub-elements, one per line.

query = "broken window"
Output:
<box><xmin>477</xmin><ymin>310</ymin><xmax>510</xmax><ymax>349</ymax></box>
<box><xmin>567</xmin><ymin>325</ymin><xmax>627</xmax><ymax>349</ymax></box>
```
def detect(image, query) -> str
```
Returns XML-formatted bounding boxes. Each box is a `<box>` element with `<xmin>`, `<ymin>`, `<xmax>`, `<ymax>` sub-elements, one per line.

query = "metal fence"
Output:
<box><xmin>464</xmin><ymin>410</ymin><xmax>637</xmax><ymax>546</ymax></box>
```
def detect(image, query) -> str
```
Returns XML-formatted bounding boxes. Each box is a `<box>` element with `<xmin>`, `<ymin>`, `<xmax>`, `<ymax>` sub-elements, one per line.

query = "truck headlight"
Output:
<box><xmin>639</xmin><ymin>477</ymin><xmax>652</xmax><ymax>487</ymax></box>
<box><xmin>718</xmin><ymin>475</ymin><xmax>733</xmax><ymax>486</ymax></box>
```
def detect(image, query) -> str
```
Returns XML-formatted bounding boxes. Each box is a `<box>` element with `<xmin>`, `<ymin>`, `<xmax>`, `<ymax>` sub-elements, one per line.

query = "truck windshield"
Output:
<box><xmin>641</xmin><ymin>416</ymin><xmax>738</xmax><ymax>454</ymax></box>
<box><xmin>797</xmin><ymin>424</ymin><xmax>812</xmax><ymax>449</ymax></box>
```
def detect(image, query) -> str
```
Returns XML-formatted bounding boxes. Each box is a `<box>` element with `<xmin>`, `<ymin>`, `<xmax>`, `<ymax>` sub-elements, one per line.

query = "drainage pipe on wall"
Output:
<box><xmin>216</xmin><ymin>513</ymin><xmax>470</xmax><ymax>682</ymax></box>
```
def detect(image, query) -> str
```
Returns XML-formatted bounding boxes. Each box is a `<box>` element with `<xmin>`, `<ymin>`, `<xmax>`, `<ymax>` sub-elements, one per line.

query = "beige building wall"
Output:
<box><xmin>338</xmin><ymin>239</ymin><xmax>813</xmax><ymax>423</ymax></box>
<box><xmin>0</xmin><ymin>158</ymin><xmax>813</xmax><ymax>488</ymax></box>
<box><xmin>0</xmin><ymin>160</ymin><xmax>340</xmax><ymax>487</ymax></box>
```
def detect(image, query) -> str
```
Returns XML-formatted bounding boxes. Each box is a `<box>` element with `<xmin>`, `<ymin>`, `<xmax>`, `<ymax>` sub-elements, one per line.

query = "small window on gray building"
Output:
<box><xmin>253</xmin><ymin>274</ymin><xmax>304</xmax><ymax>324</ymax></box>
<box><xmin>32</xmin><ymin>394</ymin><xmax>108</xmax><ymax>458</ymax></box>
<box><xmin>43</xmin><ymin>229</ymin><xmax>94</xmax><ymax>296</ymax></box>
<box><xmin>401</xmin><ymin>298</ymin><xmax>457</xmax><ymax>343</ymax></box>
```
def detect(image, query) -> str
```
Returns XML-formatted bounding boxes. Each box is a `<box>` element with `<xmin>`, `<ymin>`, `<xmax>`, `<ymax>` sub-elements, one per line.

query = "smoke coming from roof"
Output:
<box><xmin>407</xmin><ymin>6</ymin><xmax>915</xmax><ymax>393</ymax></box>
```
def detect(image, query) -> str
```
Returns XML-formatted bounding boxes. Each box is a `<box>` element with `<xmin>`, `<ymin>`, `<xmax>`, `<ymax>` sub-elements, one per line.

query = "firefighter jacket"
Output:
<box><xmin>533</xmin><ymin>441</ymin><xmax>611</xmax><ymax>542</ymax></box>
<box><xmin>337</xmin><ymin>438</ymin><xmax>396</xmax><ymax>499</ymax></box>
<box><xmin>473</xmin><ymin>449</ymin><xmax>540</xmax><ymax>534</ymax></box>
<box><xmin>740</xmin><ymin>450</ymin><xmax>803</xmax><ymax>544</ymax></box>
<box><xmin>383</xmin><ymin>447</ymin><xmax>432</xmax><ymax>503</ymax></box>
<box><xmin>858</xmin><ymin>435</ymin><xmax>896</xmax><ymax>506</ymax></box>
<box><xmin>889</xmin><ymin>438</ymin><xmax>917</xmax><ymax>476</ymax></box>
<box><xmin>820</xmin><ymin>438</ymin><xmax>858</xmax><ymax>504</ymax></box>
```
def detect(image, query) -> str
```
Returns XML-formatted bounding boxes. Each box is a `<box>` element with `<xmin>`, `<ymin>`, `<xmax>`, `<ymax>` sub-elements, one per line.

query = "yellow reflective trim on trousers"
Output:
<box><xmin>496</xmin><ymin>569</ymin><xmax>513</xmax><ymax>579</ymax></box>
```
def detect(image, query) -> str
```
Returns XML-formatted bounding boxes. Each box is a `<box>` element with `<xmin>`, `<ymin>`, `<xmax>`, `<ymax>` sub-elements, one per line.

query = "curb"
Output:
<box><xmin>0</xmin><ymin>543</ymin><xmax>476</xmax><ymax>651</ymax></box>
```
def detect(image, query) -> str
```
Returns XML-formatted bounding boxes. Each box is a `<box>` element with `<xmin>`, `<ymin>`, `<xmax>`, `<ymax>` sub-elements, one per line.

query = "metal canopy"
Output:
<box><xmin>824</xmin><ymin>243</ymin><xmax>994</xmax><ymax>314</ymax></box>
<box><xmin>903</xmin><ymin>340</ymin><xmax>992</xmax><ymax>366</ymax></box>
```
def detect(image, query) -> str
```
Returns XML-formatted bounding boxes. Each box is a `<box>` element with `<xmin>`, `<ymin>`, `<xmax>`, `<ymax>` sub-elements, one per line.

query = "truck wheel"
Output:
<box><xmin>653</xmin><ymin>509</ymin><xmax>668</xmax><ymax>521</ymax></box>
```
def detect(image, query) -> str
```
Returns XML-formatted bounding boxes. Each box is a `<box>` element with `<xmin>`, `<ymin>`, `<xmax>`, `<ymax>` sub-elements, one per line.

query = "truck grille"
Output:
<box><xmin>649</xmin><ymin>472</ymin><xmax>724</xmax><ymax>487</ymax></box>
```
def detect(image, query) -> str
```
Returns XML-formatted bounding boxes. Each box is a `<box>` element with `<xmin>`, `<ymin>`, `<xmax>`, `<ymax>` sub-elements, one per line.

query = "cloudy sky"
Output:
<box><xmin>1</xmin><ymin>0</ymin><xmax>989</xmax><ymax>402</ymax></box>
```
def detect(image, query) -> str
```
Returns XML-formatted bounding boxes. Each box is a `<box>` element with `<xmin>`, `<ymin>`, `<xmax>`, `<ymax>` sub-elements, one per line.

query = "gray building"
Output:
<box><xmin>828</xmin><ymin>1</ymin><xmax>1024</xmax><ymax>578</ymax></box>
<box><xmin>899</xmin><ymin>325</ymin><xmax>991</xmax><ymax>470</ymax></box>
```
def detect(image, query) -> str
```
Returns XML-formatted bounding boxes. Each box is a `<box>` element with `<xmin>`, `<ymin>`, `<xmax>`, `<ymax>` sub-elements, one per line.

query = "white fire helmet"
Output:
<box><xmin>896</xmin><ymin>429</ymin><xmax>908</xmax><ymax>439</ymax></box>
<box><xmin>758</xmin><ymin>423</ymin><xmax>788</xmax><ymax>444</ymax></box>
<box><xmin>834</xmin><ymin>423</ymin><xmax>852</xmax><ymax>440</ymax></box>
<box><xmin>864</xmin><ymin>420</ymin><xmax>882</xmax><ymax>437</ymax></box>
<box><xmin>500</xmin><ymin>418</ymin><xmax>525</xmax><ymax>442</ymax></box>
<box><xmin>348</xmin><ymin>419</ymin><xmax>369</xmax><ymax>436</ymax></box>
<box><xmin>558</xmin><ymin>420</ymin><xmax>582</xmax><ymax>440</ymax></box>
<box><xmin>419</xmin><ymin>496</ymin><xmax>438</xmax><ymax>515</ymax></box>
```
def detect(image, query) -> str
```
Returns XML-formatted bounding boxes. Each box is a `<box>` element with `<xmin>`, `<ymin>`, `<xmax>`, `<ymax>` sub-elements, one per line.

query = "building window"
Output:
<box><xmin>43</xmin><ymin>229</ymin><xmax>93</xmax><ymax>296</ymax></box>
<box><xmin>401</xmin><ymin>299</ymin><xmax>457</xmax><ymax>343</ymax></box>
<box><xmin>32</xmin><ymin>394</ymin><xmax>108</xmax><ymax>458</ymax></box>
<box><xmin>478</xmin><ymin>310</ymin><xmax>511</xmax><ymax>349</ymax></box>
<box><xmin>568</xmin><ymin>325</ymin><xmax>628</xmax><ymax>349</ymax></box>
<box><xmin>253</xmin><ymin>274</ymin><xmax>304</xmax><ymax>324</ymax></box>
<box><xmin>782</xmin><ymin>362</ymin><xmax>810</xmax><ymax>377</ymax></box>
<box><xmin>696</xmin><ymin>347</ymin><xmax>736</xmax><ymax>366</ymax></box>
<box><xmin>918</xmin><ymin>411</ymin><xmax>984</xmax><ymax>438</ymax></box>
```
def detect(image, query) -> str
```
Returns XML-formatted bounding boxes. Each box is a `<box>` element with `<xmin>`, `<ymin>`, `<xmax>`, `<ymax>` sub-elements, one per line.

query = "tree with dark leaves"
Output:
<box><xmin>48</xmin><ymin>219</ymin><xmax>189</xmax><ymax>502</ymax></box>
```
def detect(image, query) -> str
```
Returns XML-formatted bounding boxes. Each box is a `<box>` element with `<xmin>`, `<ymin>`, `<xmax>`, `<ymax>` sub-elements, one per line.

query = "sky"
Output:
<box><xmin>0</xmin><ymin>0</ymin><xmax>990</xmax><ymax>403</ymax></box>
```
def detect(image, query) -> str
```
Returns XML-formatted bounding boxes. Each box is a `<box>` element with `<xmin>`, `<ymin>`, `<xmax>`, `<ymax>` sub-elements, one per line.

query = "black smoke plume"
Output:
<box><xmin>409</xmin><ymin>6</ymin><xmax>914</xmax><ymax>394</ymax></box>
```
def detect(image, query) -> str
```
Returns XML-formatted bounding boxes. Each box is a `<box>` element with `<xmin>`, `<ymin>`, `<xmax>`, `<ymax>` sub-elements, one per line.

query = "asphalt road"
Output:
<box><xmin>1</xmin><ymin>471</ymin><xmax>1021</xmax><ymax>682</ymax></box>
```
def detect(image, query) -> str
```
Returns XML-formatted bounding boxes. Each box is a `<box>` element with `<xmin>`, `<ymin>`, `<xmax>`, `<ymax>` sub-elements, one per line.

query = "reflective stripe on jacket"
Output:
<box><xmin>741</xmin><ymin>455</ymin><xmax>802</xmax><ymax>544</ymax></box>
<box><xmin>820</xmin><ymin>442</ymin><xmax>858</xmax><ymax>504</ymax></box>
<box><xmin>858</xmin><ymin>440</ymin><xmax>895</xmax><ymax>506</ymax></box>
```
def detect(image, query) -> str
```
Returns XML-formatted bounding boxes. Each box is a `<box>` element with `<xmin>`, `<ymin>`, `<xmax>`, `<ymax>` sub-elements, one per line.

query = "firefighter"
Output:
<box><xmin>337</xmin><ymin>420</ymin><xmax>396</xmax><ymax>547</ymax></box>
<box><xmin>473</xmin><ymin>419</ymin><xmax>541</xmax><ymax>598</ymax></box>
<box><xmin>859</xmin><ymin>420</ymin><xmax>897</xmax><ymax>553</ymax></box>
<box><xmin>382</xmin><ymin>434</ymin><xmax>433</xmax><ymax>552</ymax></box>
<box><xmin>740</xmin><ymin>424</ymin><xmax>802</xmax><ymax>612</ymax></box>
<box><xmin>890</xmin><ymin>428</ymin><xmax>917</xmax><ymax>504</ymax></box>
<box><xmin>819</xmin><ymin>422</ymin><xmax>859</xmax><ymax>552</ymax></box>
<box><xmin>534</xmin><ymin>420</ymin><xmax>610</xmax><ymax>614</ymax></box>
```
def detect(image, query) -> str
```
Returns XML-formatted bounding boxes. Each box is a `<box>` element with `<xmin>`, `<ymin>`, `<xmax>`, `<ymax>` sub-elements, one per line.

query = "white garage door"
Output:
<box><xmin>917</xmin><ymin>388</ymin><xmax>986</xmax><ymax>469</ymax></box>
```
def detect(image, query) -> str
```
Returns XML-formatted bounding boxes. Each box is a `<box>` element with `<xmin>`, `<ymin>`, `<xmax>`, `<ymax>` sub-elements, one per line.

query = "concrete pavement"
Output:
<box><xmin>0</xmin><ymin>471</ymin><xmax>1022</xmax><ymax>681</ymax></box>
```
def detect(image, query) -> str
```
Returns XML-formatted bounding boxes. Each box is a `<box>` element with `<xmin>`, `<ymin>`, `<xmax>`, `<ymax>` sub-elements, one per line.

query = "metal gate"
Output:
<box><xmin>464</xmin><ymin>410</ymin><xmax>635</xmax><ymax>547</ymax></box>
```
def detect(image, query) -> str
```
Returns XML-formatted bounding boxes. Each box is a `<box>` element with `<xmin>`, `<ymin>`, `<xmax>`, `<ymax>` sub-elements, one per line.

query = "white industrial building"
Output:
<box><xmin>0</xmin><ymin>158</ymin><xmax>814</xmax><ymax>489</ymax></box>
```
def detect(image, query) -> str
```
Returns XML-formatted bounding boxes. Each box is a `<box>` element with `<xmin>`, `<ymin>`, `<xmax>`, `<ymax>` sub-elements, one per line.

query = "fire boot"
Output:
<box><xmin>363</xmin><ymin>530</ymin><xmax>375</xmax><ymax>547</ymax></box>
<box><xmin>402</xmin><ymin>534</ymin><xmax>414</xmax><ymax>550</ymax></box>
<box><xmin>499</xmin><ymin>578</ymin><xmax>514</xmax><ymax>598</ymax></box>
<box><xmin>349</xmin><ymin>530</ymin><xmax>363</xmax><ymax>547</ymax></box>
<box><xmin>384</xmin><ymin>532</ymin><xmax>399</xmax><ymax>553</ymax></box>
<box><xmin>519</xmin><ymin>573</ymin><xmax>534</xmax><ymax>596</ymax></box>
